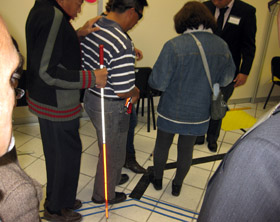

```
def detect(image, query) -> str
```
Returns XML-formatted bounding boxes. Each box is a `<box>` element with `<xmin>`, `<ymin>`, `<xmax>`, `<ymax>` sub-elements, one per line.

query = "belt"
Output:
<box><xmin>88</xmin><ymin>90</ymin><xmax>124</xmax><ymax>101</ymax></box>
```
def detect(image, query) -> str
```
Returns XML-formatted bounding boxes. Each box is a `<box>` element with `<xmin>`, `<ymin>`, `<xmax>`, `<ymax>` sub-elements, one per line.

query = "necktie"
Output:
<box><xmin>217</xmin><ymin>7</ymin><xmax>228</xmax><ymax>35</ymax></box>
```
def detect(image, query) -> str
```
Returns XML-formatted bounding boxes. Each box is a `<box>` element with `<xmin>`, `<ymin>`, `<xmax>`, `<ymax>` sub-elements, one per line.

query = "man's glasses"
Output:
<box><xmin>134</xmin><ymin>8</ymin><xmax>143</xmax><ymax>20</ymax></box>
<box><xmin>10</xmin><ymin>52</ymin><xmax>25</xmax><ymax>100</ymax></box>
<box><xmin>125</xmin><ymin>6</ymin><xmax>143</xmax><ymax>20</ymax></box>
<box><xmin>15</xmin><ymin>88</ymin><xmax>25</xmax><ymax>100</ymax></box>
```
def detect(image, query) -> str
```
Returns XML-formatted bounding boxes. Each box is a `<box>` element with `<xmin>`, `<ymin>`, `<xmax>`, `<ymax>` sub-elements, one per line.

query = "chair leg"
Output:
<box><xmin>136</xmin><ymin>99</ymin><xmax>140</xmax><ymax>115</ymax></box>
<box><xmin>151</xmin><ymin>96</ymin><xmax>156</xmax><ymax>130</ymax></box>
<box><xmin>263</xmin><ymin>83</ymin><xmax>275</xmax><ymax>109</ymax></box>
<box><xmin>147</xmin><ymin>96</ymin><xmax>150</xmax><ymax>132</ymax></box>
<box><xmin>141</xmin><ymin>97</ymin><xmax>144</xmax><ymax>116</ymax></box>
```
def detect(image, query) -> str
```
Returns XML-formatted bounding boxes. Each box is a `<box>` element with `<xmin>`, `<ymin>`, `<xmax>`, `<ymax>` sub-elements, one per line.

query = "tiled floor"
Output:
<box><xmin>12</xmin><ymin>101</ymin><xmax>278</xmax><ymax>222</ymax></box>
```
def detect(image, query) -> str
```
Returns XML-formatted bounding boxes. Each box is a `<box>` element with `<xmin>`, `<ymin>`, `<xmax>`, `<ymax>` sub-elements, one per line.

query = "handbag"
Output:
<box><xmin>189</xmin><ymin>33</ymin><xmax>228</xmax><ymax>120</ymax></box>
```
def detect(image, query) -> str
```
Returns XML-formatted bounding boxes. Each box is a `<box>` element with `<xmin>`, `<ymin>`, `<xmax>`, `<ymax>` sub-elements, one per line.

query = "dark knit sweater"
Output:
<box><xmin>25</xmin><ymin>0</ymin><xmax>96</xmax><ymax>121</ymax></box>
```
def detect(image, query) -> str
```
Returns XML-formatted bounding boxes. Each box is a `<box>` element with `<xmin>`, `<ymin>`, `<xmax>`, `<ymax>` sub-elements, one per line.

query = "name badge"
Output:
<box><xmin>228</xmin><ymin>16</ymin><xmax>241</xmax><ymax>25</ymax></box>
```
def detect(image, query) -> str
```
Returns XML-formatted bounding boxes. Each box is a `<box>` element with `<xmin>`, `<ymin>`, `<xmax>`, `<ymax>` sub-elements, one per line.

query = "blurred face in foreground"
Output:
<box><xmin>0</xmin><ymin>16</ymin><xmax>20</xmax><ymax>156</ymax></box>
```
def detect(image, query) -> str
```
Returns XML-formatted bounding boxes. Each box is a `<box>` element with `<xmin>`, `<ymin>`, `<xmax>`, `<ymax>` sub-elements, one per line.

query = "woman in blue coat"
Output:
<box><xmin>148</xmin><ymin>1</ymin><xmax>235</xmax><ymax>196</ymax></box>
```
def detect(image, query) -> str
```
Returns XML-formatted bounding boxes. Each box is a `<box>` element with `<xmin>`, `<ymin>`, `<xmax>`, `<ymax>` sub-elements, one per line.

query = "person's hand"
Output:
<box><xmin>94</xmin><ymin>68</ymin><xmax>108</xmax><ymax>88</ymax></box>
<box><xmin>131</xmin><ymin>86</ymin><xmax>140</xmax><ymax>104</ymax></box>
<box><xmin>135</xmin><ymin>47</ymin><xmax>143</xmax><ymax>61</ymax></box>
<box><xmin>77</xmin><ymin>16</ymin><xmax>101</xmax><ymax>38</ymax></box>
<box><xmin>233</xmin><ymin>73</ymin><xmax>248</xmax><ymax>87</ymax></box>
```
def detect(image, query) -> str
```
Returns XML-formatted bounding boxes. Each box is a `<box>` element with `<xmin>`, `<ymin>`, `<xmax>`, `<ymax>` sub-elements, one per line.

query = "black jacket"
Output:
<box><xmin>25</xmin><ymin>0</ymin><xmax>96</xmax><ymax>121</ymax></box>
<box><xmin>204</xmin><ymin>0</ymin><xmax>257</xmax><ymax>76</ymax></box>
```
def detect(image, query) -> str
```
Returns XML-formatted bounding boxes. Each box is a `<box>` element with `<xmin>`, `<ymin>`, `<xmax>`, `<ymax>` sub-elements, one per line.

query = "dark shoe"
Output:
<box><xmin>118</xmin><ymin>174</ymin><xmax>129</xmax><ymax>185</ymax></box>
<box><xmin>208</xmin><ymin>141</ymin><xmax>218</xmax><ymax>152</ymax></box>
<box><xmin>91</xmin><ymin>192</ymin><xmax>127</xmax><ymax>204</ymax></box>
<box><xmin>44</xmin><ymin>208</ymin><xmax>82</xmax><ymax>222</ymax></box>
<box><xmin>172</xmin><ymin>180</ymin><xmax>182</xmax><ymax>196</ymax></box>
<box><xmin>149</xmin><ymin>174</ymin><xmax>162</xmax><ymax>190</ymax></box>
<box><xmin>44</xmin><ymin>199</ymin><xmax>82</xmax><ymax>211</ymax></box>
<box><xmin>124</xmin><ymin>159</ymin><xmax>147</xmax><ymax>174</ymax></box>
<box><xmin>72</xmin><ymin>199</ymin><xmax>82</xmax><ymax>210</ymax></box>
<box><xmin>195</xmin><ymin>136</ymin><xmax>205</xmax><ymax>145</ymax></box>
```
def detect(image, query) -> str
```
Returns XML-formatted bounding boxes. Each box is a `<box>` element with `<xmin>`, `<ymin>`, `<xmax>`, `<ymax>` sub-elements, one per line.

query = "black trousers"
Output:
<box><xmin>153</xmin><ymin>129</ymin><xmax>196</xmax><ymax>185</ymax></box>
<box><xmin>39</xmin><ymin>118</ymin><xmax>82</xmax><ymax>212</ymax></box>
<box><xmin>207</xmin><ymin>82</ymin><xmax>235</xmax><ymax>142</ymax></box>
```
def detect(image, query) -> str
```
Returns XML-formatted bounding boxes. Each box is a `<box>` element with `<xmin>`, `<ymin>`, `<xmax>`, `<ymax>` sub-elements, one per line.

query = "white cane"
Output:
<box><xmin>99</xmin><ymin>45</ymin><xmax>109</xmax><ymax>219</ymax></box>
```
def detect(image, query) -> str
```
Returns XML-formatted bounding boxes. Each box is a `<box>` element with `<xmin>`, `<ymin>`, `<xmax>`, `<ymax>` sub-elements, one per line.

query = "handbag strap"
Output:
<box><xmin>189</xmin><ymin>33</ymin><xmax>213</xmax><ymax>92</ymax></box>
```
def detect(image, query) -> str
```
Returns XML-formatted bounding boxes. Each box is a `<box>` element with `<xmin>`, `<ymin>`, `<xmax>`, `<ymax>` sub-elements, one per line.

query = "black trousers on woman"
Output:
<box><xmin>153</xmin><ymin>129</ymin><xmax>196</xmax><ymax>185</ymax></box>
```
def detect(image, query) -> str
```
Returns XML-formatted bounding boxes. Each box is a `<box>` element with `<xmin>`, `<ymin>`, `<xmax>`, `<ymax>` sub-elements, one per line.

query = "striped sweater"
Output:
<box><xmin>25</xmin><ymin>0</ymin><xmax>96</xmax><ymax>121</ymax></box>
<box><xmin>81</xmin><ymin>17</ymin><xmax>136</xmax><ymax>99</ymax></box>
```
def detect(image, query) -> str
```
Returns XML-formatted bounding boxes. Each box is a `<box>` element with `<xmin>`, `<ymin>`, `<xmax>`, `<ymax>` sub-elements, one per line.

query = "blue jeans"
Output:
<box><xmin>84</xmin><ymin>90</ymin><xmax>130</xmax><ymax>200</ymax></box>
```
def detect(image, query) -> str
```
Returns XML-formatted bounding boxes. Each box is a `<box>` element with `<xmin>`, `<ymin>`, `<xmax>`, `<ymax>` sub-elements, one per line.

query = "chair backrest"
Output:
<box><xmin>135</xmin><ymin>67</ymin><xmax>162</xmax><ymax>97</ymax></box>
<box><xmin>271</xmin><ymin>56</ymin><xmax>280</xmax><ymax>80</ymax></box>
<box><xmin>135</xmin><ymin>67</ymin><xmax>152</xmax><ymax>96</ymax></box>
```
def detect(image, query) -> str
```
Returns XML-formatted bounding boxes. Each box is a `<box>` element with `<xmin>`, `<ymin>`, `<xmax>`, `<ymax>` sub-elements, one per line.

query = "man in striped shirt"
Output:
<box><xmin>82</xmin><ymin>0</ymin><xmax>148</xmax><ymax>204</ymax></box>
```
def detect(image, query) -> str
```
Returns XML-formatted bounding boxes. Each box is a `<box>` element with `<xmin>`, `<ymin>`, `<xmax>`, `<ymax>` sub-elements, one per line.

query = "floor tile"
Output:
<box><xmin>14</xmin><ymin>123</ymin><xmax>41</xmax><ymax>137</ymax></box>
<box><xmin>24</xmin><ymin>158</ymin><xmax>47</xmax><ymax>185</ymax></box>
<box><xmin>160</xmin><ymin>184</ymin><xmax>204</xmax><ymax>212</ymax></box>
<box><xmin>13</xmin><ymin>131</ymin><xmax>34</xmax><ymax>147</ymax></box>
<box><xmin>16</xmin><ymin>137</ymin><xmax>44</xmax><ymax>158</ymax></box>
<box><xmin>17</xmin><ymin>153</ymin><xmax>38</xmax><ymax>169</ymax></box>
<box><xmin>80</xmin><ymin>152</ymin><xmax>99</xmax><ymax>177</ymax></box>
<box><xmin>183</xmin><ymin>166</ymin><xmax>212</xmax><ymax>189</ymax></box>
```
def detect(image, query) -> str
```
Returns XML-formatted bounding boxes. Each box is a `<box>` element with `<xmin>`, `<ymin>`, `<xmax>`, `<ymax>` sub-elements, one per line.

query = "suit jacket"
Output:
<box><xmin>204</xmin><ymin>0</ymin><xmax>256</xmax><ymax>76</ymax></box>
<box><xmin>0</xmin><ymin>148</ymin><xmax>42</xmax><ymax>222</ymax></box>
<box><xmin>198</xmin><ymin>104</ymin><xmax>280</xmax><ymax>222</ymax></box>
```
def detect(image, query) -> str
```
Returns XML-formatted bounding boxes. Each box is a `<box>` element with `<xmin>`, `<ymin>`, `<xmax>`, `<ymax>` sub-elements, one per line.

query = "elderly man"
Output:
<box><xmin>25</xmin><ymin>0</ymin><xmax>108</xmax><ymax>221</ymax></box>
<box><xmin>81</xmin><ymin>0</ymin><xmax>148</xmax><ymax>204</ymax></box>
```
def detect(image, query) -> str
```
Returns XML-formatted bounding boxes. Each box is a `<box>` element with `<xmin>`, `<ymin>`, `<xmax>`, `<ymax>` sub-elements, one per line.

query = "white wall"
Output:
<box><xmin>0</xmin><ymin>0</ymin><xmax>279</xmax><ymax>102</ymax></box>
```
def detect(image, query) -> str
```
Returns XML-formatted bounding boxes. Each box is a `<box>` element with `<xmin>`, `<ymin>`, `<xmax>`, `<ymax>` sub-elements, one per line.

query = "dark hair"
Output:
<box><xmin>106</xmin><ymin>0</ymin><xmax>148</xmax><ymax>13</ymax></box>
<box><xmin>174</xmin><ymin>1</ymin><xmax>217</xmax><ymax>34</ymax></box>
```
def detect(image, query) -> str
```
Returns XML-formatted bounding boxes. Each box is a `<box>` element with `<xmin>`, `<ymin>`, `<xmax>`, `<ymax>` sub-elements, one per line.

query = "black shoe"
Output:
<box><xmin>171</xmin><ymin>180</ymin><xmax>182</xmax><ymax>196</ymax></box>
<box><xmin>44</xmin><ymin>199</ymin><xmax>82</xmax><ymax>211</ymax></box>
<box><xmin>195</xmin><ymin>136</ymin><xmax>205</xmax><ymax>145</ymax></box>
<box><xmin>124</xmin><ymin>159</ymin><xmax>147</xmax><ymax>174</ymax></box>
<box><xmin>91</xmin><ymin>192</ymin><xmax>127</xmax><ymax>204</ymax></box>
<box><xmin>72</xmin><ymin>199</ymin><xmax>82</xmax><ymax>210</ymax></box>
<box><xmin>44</xmin><ymin>208</ymin><xmax>82</xmax><ymax>222</ymax></box>
<box><xmin>149</xmin><ymin>174</ymin><xmax>162</xmax><ymax>190</ymax></box>
<box><xmin>208</xmin><ymin>141</ymin><xmax>218</xmax><ymax>152</ymax></box>
<box><xmin>118</xmin><ymin>174</ymin><xmax>129</xmax><ymax>185</ymax></box>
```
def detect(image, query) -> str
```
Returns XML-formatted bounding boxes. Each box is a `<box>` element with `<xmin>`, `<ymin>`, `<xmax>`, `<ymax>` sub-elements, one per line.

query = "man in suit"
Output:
<box><xmin>196</xmin><ymin>0</ymin><xmax>257</xmax><ymax>152</ymax></box>
<box><xmin>198</xmin><ymin>103</ymin><xmax>280</xmax><ymax>221</ymax></box>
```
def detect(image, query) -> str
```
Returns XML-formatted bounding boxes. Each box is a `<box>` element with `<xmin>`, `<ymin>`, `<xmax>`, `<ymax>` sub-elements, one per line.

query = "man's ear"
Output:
<box><xmin>126</xmin><ymin>7</ymin><xmax>135</xmax><ymax>17</ymax></box>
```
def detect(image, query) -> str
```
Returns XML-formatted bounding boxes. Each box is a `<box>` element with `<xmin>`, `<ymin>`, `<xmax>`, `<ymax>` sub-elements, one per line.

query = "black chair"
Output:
<box><xmin>263</xmin><ymin>56</ymin><xmax>280</xmax><ymax>109</ymax></box>
<box><xmin>134</xmin><ymin>67</ymin><xmax>161</xmax><ymax>132</ymax></box>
